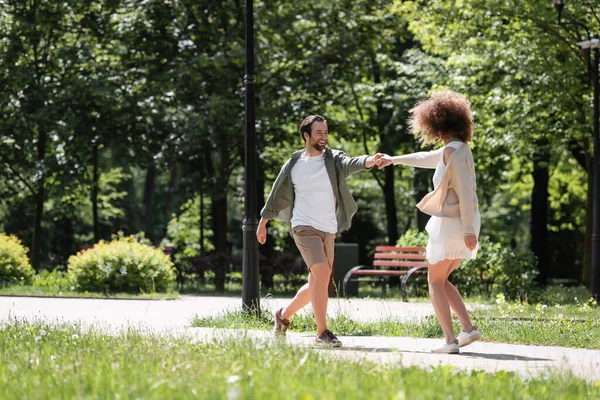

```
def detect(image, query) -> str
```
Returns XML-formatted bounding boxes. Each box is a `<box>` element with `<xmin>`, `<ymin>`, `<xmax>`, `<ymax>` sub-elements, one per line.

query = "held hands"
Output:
<box><xmin>375</xmin><ymin>154</ymin><xmax>393</xmax><ymax>169</ymax></box>
<box><xmin>366</xmin><ymin>153</ymin><xmax>385</xmax><ymax>169</ymax></box>
<box><xmin>464</xmin><ymin>234</ymin><xmax>478</xmax><ymax>251</ymax></box>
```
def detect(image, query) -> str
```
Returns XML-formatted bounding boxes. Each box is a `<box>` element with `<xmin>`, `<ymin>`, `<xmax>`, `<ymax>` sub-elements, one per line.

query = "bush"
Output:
<box><xmin>0</xmin><ymin>233</ymin><xmax>35</xmax><ymax>285</ymax></box>
<box><xmin>32</xmin><ymin>269</ymin><xmax>72</xmax><ymax>292</ymax></box>
<box><xmin>396</xmin><ymin>231</ymin><xmax>538</xmax><ymax>300</ymax></box>
<box><xmin>396</xmin><ymin>229</ymin><xmax>428</xmax><ymax>247</ymax></box>
<box><xmin>456</xmin><ymin>237</ymin><xmax>538</xmax><ymax>300</ymax></box>
<box><xmin>67</xmin><ymin>235</ymin><xmax>176</xmax><ymax>293</ymax></box>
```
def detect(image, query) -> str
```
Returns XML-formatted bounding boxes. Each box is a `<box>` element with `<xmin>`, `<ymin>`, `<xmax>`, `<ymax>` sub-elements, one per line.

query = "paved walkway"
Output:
<box><xmin>190</xmin><ymin>328</ymin><xmax>600</xmax><ymax>382</ymax></box>
<box><xmin>1</xmin><ymin>295</ymin><xmax>599</xmax><ymax>382</ymax></box>
<box><xmin>0</xmin><ymin>294</ymin><xmax>437</xmax><ymax>328</ymax></box>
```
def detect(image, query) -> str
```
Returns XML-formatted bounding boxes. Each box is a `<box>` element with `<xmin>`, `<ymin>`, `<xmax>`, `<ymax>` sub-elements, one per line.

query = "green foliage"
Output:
<box><xmin>396</xmin><ymin>231</ymin><xmax>538</xmax><ymax>299</ymax></box>
<box><xmin>32</xmin><ymin>269</ymin><xmax>72</xmax><ymax>292</ymax></box>
<box><xmin>59</xmin><ymin>167</ymin><xmax>131</xmax><ymax>225</ymax></box>
<box><xmin>0</xmin><ymin>233</ymin><xmax>35</xmax><ymax>285</ymax></box>
<box><xmin>396</xmin><ymin>229</ymin><xmax>429</xmax><ymax>247</ymax></box>
<box><xmin>0</xmin><ymin>0</ymin><xmax>595</xmax><ymax>289</ymax></box>
<box><xmin>67</xmin><ymin>235</ymin><xmax>175</xmax><ymax>293</ymax></box>
<box><xmin>166</xmin><ymin>197</ymin><xmax>214</xmax><ymax>268</ymax></box>
<box><xmin>457</xmin><ymin>237</ymin><xmax>538</xmax><ymax>300</ymax></box>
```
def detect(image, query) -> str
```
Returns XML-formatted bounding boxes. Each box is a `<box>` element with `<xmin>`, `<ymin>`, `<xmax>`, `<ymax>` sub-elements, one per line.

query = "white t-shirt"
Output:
<box><xmin>290</xmin><ymin>151</ymin><xmax>337</xmax><ymax>234</ymax></box>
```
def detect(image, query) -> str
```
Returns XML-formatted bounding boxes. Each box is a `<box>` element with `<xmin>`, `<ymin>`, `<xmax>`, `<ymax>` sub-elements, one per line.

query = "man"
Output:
<box><xmin>257</xmin><ymin>115</ymin><xmax>382</xmax><ymax>346</ymax></box>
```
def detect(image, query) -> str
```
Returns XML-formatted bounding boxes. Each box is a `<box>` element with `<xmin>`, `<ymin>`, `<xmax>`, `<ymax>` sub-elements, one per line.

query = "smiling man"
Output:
<box><xmin>257</xmin><ymin>115</ymin><xmax>382</xmax><ymax>347</ymax></box>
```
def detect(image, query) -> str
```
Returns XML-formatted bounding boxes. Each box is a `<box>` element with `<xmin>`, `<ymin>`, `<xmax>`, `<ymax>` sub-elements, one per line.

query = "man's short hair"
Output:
<box><xmin>299</xmin><ymin>115</ymin><xmax>326</xmax><ymax>141</ymax></box>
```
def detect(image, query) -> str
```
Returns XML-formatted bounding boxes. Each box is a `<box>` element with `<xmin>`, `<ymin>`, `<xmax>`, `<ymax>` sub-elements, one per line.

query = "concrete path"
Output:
<box><xmin>190</xmin><ymin>328</ymin><xmax>600</xmax><ymax>382</ymax></box>
<box><xmin>0</xmin><ymin>294</ymin><xmax>438</xmax><ymax>328</ymax></box>
<box><xmin>1</xmin><ymin>295</ymin><xmax>598</xmax><ymax>382</ymax></box>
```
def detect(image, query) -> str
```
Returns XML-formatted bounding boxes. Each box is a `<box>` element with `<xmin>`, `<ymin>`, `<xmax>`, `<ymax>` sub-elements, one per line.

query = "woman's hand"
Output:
<box><xmin>464</xmin><ymin>234</ymin><xmax>478</xmax><ymax>251</ymax></box>
<box><xmin>375</xmin><ymin>154</ymin><xmax>393</xmax><ymax>169</ymax></box>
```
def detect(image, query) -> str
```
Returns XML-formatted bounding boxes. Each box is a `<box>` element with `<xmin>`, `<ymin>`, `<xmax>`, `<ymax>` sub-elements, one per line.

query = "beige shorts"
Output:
<box><xmin>292</xmin><ymin>226</ymin><xmax>335</xmax><ymax>270</ymax></box>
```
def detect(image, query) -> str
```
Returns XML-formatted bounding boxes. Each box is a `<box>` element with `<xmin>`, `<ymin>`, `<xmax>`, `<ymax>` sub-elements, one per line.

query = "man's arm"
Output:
<box><xmin>260</xmin><ymin>160</ymin><xmax>290</xmax><ymax>219</ymax></box>
<box><xmin>337</xmin><ymin>151</ymin><xmax>383</xmax><ymax>177</ymax></box>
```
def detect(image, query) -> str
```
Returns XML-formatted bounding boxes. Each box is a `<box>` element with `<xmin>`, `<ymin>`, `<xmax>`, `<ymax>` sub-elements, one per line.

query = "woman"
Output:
<box><xmin>377</xmin><ymin>91</ymin><xmax>481</xmax><ymax>354</ymax></box>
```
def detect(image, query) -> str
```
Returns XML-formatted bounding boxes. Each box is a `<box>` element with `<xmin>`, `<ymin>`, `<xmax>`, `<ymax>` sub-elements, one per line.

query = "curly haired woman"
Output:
<box><xmin>377</xmin><ymin>91</ymin><xmax>481</xmax><ymax>354</ymax></box>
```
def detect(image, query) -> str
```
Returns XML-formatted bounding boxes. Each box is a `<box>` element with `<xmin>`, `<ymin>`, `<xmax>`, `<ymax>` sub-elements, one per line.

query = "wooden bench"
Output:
<box><xmin>342</xmin><ymin>246</ymin><xmax>428</xmax><ymax>301</ymax></box>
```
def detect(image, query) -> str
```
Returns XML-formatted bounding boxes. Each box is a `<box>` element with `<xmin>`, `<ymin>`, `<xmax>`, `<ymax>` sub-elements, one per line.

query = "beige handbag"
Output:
<box><xmin>416</xmin><ymin>146</ymin><xmax>462</xmax><ymax>218</ymax></box>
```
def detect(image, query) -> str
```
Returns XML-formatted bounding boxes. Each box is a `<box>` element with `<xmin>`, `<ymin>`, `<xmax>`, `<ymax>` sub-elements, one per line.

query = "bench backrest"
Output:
<box><xmin>373</xmin><ymin>246</ymin><xmax>427</xmax><ymax>268</ymax></box>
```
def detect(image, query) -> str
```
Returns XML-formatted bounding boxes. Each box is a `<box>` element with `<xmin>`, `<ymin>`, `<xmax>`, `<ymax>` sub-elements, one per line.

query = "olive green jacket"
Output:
<box><xmin>260</xmin><ymin>148</ymin><xmax>371</xmax><ymax>234</ymax></box>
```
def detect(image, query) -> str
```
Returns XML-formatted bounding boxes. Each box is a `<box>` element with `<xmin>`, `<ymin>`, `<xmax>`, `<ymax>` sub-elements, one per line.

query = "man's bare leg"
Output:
<box><xmin>281</xmin><ymin>282</ymin><xmax>311</xmax><ymax>320</ymax></box>
<box><xmin>309</xmin><ymin>262</ymin><xmax>331</xmax><ymax>334</ymax></box>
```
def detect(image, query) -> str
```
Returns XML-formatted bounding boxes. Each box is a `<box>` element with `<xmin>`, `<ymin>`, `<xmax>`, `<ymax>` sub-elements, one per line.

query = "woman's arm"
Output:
<box><xmin>377</xmin><ymin>148</ymin><xmax>442</xmax><ymax>169</ymax></box>
<box><xmin>451</xmin><ymin>152</ymin><xmax>476</xmax><ymax>235</ymax></box>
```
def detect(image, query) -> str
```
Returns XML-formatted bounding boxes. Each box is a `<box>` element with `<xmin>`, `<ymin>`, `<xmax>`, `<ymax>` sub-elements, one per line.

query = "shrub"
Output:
<box><xmin>67</xmin><ymin>236</ymin><xmax>176</xmax><ymax>293</ymax></box>
<box><xmin>396</xmin><ymin>231</ymin><xmax>538</xmax><ymax>300</ymax></box>
<box><xmin>32</xmin><ymin>269</ymin><xmax>72</xmax><ymax>292</ymax></box>
<box><xmin>455</xmin><ymin>236</ymin><xmax>538</xmax><ymax>300</ymax></box>
<box><xmin>396</xmin><ymin>229</ymin><xmax>428</xmax><ymax>247</ymax></box>
<box><xmin>0</xmin><ymin>233</ymin><xmax>35</xmax><ymax>285</ymax></box>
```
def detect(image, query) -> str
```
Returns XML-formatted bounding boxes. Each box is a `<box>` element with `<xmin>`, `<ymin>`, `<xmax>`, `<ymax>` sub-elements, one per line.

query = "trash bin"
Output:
<box><xmin>332</xmin><ymin>243</ymin><xmax>359</xmax><ymax>297</ymax></box>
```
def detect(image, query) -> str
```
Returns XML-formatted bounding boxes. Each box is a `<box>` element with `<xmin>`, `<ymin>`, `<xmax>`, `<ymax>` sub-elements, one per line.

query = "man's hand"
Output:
<box><xmin>256</xmin><ymin>218</ymin><xmax>268</xmax><ymax>245</ymax></box>
<box><xmin>365</xmin><ymin>153</ymin><xmax>385</xmax><ymax>169</ymax></box>
<box><xmin>375</xmin><ymin>154</ymin><xmax>393</xmax><ymax>169</ymax></box>
<box><xmin>464</xmin><ymin>234</ymin><xmax>478</xmax><ymax>251</ymax></box>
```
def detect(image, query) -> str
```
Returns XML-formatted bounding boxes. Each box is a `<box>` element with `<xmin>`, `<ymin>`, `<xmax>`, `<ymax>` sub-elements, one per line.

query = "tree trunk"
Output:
<box><xmin>568</xmin><ymin>137</ymin><xmax>591</xmax><ymax>285</ymax></box>
<box><xmin>383</xmin><ymin>167</ymin><xmax>399</xmax><ymax>244</ymax></box>
<box><xmin>31</xmin><ymin>190</ymin><xmax>44</xmax><ymax>271</ymax></box>
<box><xmin>91</xmin><ymin>143</ymin><xmax>100</xmax><ymax>243</ymax></box>
<box><xmin>211</xmin><ymin>193</ymin><xmax>228</xmax><ymax>253</ymax></box>
<box><xmin>31</xmin><ymin>131</ymin><xmax>47</xmax><ymax>271</ymax></box>
<box><xmin>164</xmin><ymin>167</ymin><xmax>179</xmax><ymax>227</ymax></box>
<box><xmin>211</xmin><ymin>149</ymin><xmax>230</xmax><ymax>292</ymax></box>
<box><xmin>143</xmin><ymin>161</ymin><xmax>157</xmax><ymax>242</ymax></box>
<box><xmin>372</xmin><ymin>60</ymin><xmax>398</xmax><ymax>245</ymax></box>
<box><xmin>583</xmin><ymin>155</ymin><xmax>593</xmax><ymax>286</ymax></box>
<box><xmin>211</xmin><ymin>193</ymin><xmax>227</xmax><ymax>292</ymax></box>
<box><xmin>199</xmin><ymin>179</ymin><xmax>205</xmax><ymax>256</ymax></box>
<box><xmin>29</xmin><ymin>138</ymin><xmax>44</xmax><ymax>270</ymax></box>
<box><xmin>531</xmin><ymin>147</ymin><xmax>550</xmax><ymax>285</ymax></box>
<box><xmin>61</xmin><ymin>217</ymin><xmax>74</xmax><ymax>263</ymax></box>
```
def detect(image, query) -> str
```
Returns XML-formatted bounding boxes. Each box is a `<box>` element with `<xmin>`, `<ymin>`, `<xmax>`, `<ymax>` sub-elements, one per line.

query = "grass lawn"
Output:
<box><xmin>0</xmin><ymin>285</ymin><xmax>178</xmax><ymax>300</ymax></box>
<box><xmin>191</xmin><ymin>298</ymin><xmax>600</xmax><ymax>349</ymax></box>
<box><xmin>0</xmin><ymin>321</ymin><xmax>598</xmax><ymax>399</ymax></box>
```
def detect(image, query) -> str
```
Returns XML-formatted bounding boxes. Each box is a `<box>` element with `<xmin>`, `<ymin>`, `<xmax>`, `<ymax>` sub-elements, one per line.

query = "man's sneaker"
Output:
<box><xmin>273</xmin><ymin>308</ymin><xmax>290</xmax><ymax>336</ymax></box>
<box><xmin>457</xmin><ymin>327</ymin><xmax>481</xmax><ymax>348</ymax></box>
<box><xmin>315</xmin><ymin>330</ymin><xmax>342</xmax><ymax>347</ymax></box>
<box><xmin>431</xmin><ymin>341</ymin><xmax>459</xmax><ymax>354</ymax></box>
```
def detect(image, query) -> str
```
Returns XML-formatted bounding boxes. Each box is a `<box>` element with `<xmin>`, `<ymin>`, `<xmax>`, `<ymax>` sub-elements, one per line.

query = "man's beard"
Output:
<box><xmin>311</xmin><ymin>141</ymin><xmax>326</xmax><ymax>151</ymax></box>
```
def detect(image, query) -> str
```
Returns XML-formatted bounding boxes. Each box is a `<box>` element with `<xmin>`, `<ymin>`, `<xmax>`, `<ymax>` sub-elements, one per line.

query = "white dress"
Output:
<box><xmin>424</xmin><ymin>141</ymin><xmax>481</xmax><ymax>264</ymax></box>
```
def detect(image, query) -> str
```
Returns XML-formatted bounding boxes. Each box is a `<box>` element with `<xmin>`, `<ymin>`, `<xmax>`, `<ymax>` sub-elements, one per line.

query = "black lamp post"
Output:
<box><xmin>242</xmin><ymin>0</ymin><xmax>260</xmax><ymax>311</ymax></box>
<box><xmin>553</xmin><ymin>0</ymin><xmax>600</xmax><ymax>299</ymax></box>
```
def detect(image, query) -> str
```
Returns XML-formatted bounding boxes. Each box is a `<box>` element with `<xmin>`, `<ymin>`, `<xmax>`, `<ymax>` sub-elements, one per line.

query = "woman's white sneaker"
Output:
<box><xmin>431</xmin><ymin>342</ymin><xmax>459</xmax><ymax>354</ymax></box>
<box><xmin>458</xmin><ymin>328</ymin><xmax>481</xmax><ymax>347</ymax></box>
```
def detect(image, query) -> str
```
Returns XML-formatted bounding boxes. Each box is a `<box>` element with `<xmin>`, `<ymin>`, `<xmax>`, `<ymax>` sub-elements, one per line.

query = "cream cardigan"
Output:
<box><xmin>391</xmin><ymin>143</ymin><xmax>478</xmax><ymax>235</ymax></box>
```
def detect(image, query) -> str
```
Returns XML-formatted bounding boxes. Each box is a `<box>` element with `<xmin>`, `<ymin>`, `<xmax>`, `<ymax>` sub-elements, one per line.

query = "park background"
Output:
<box><xmin>0</xmin><ymin>0</ymin><xmax>598</xmax><ymax>300</ymax></box>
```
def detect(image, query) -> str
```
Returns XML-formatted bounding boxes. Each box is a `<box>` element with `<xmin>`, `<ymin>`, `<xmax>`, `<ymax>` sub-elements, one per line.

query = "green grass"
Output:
<box><xmin>0</xmin><ymin>285</ymin><xmax>179</xmax><ymax>300</ymax></box>
<box><xmin>0</xmin><ymin>321</ymin><xmax>598</xmax><ymax>399</ymax></box>
<box><xmin>191</xmin><ymin>301</ymin><xmax>600</xmax><ymax>349</ymax></box>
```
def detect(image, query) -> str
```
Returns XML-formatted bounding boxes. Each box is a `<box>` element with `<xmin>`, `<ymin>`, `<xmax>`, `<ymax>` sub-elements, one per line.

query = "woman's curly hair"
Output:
<box><xmin>408</xmin><ymin>91</ymin><xmax>474</xmax><ymax>144</ymax></box>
